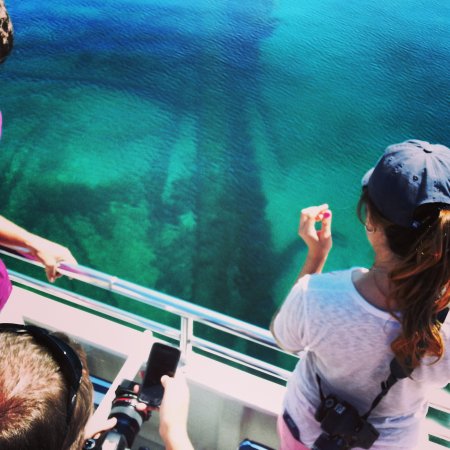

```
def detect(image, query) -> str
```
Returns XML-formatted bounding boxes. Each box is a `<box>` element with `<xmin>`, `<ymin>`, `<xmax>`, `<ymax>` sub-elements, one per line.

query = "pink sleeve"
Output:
<box><xmin>0</xmin><ymin>258</ymin><xmax>12</xmax><ymax>310</ymax></box>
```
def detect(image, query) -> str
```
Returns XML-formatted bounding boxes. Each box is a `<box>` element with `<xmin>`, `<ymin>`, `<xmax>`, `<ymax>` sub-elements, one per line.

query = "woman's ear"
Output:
<box><xmin>365</xmin><ymin>211</ymin><xmax>376</xmax><ymax>233</ymax></box>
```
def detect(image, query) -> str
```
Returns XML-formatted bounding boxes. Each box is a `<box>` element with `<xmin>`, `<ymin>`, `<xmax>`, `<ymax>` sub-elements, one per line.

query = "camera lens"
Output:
<box><xmin>83</xmin><ymin>438</ymin><xmax>97</xmax><ymax>450</ymax></box>
<box><xmin>109</xmin><ymin>396</ymin><xmax>146</xmax><ymax>447</ymax></box>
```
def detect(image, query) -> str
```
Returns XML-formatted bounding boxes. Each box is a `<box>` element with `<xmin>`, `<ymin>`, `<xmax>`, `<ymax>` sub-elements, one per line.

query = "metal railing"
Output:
<box><xmin>1</xmin><ymin>248</ymin><xmax>293</xmax><ymax>380</ymax></box>
<box><xmin>2</xmin><ymin>249</ymin><xmax>449</xmax><ymax>446</ymax></box>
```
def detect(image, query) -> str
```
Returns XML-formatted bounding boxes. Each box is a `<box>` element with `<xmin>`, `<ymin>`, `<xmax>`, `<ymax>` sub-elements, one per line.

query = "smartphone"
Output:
<box><xmin>138</xmin><ymin>342</ymin><xmax>181</xmax><ymax>407</ymax></box>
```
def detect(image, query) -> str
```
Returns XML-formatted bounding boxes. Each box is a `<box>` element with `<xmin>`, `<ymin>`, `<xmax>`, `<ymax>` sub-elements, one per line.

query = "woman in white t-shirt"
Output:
<box><xmin>271</xmin><ymin>139</ymin><xmax>450</xmax><ymax>450</ymax></box>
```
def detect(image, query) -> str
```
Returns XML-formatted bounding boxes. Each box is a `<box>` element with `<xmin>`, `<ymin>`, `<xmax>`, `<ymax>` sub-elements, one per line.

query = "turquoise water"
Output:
<box><xmin>0</xmin><ymin>0</ymin><xmax>449</xmax><ymax>328</ymax></box>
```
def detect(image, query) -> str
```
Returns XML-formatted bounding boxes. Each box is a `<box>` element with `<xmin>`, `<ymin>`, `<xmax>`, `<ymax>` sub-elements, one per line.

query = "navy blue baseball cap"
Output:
<box><xmin>362</xmin><ymin>139</ymin><xmax>450</xmax><ymax>228</ymax></box>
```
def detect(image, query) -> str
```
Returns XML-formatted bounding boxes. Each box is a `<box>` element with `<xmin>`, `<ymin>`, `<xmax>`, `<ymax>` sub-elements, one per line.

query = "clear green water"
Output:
<box><xmin>0</xmin><ymin>0</ymin><xmax>449</xmax><ymax>331</ymax></box>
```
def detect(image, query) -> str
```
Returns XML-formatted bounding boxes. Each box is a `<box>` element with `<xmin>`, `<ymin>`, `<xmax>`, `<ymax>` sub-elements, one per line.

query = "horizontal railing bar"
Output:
<box><xmin>192</xmin><ymin>335</ymin><xmax>292</xmax><ymax>380</ymax></box>
<box><xmin>426</xmin><ymin>419</ymin><xmax>450</xmax><ymax>442</ymax></box>
<box><xmin>8</xmin><ymin>270</ymin><xmax>292</xmax><ymax>381</ymax></box>
<box><xmin>428</xmin><ymin>390</ymin><xmax>450</xmax><ymax>415</ymax></box>
<box><xmin>2</xmin><ymin>249</ymin><xmax>278</xmax><ymax>351</ymax></box>
<box><xmin>8</xmin><ymin>271</ymin><xmax>181</xmax><ymax>342</ymax></box>
<box><xmin>5</xmin><ymin>250</ymin><xmax>450</xmax><ymax>421</ymax></box>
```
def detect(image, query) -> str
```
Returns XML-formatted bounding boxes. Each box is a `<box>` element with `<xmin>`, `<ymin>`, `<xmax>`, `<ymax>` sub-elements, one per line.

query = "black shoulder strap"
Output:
<box><xmin>437</xmin><ymin>307</ymin><xmax>449</xmax><ymax>324</ymax></box>
<box><xmin>361</xmin><ymin>358</ymin><xmax>412</xmax><ymax>419</ymax></box>
<box><xmin>361</xmin><ymin>306</ymin><xmax>449</xmax><ymax>419</ymax></box>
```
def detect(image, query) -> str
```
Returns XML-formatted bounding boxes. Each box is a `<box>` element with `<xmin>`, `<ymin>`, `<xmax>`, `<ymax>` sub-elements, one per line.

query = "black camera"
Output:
<box><xmin>84</xmin><ymin>343</ymin><xmax>181</xmax><ymax>450</ymax></box>
<box><xmin>312</xmin><ymin>394</ymin><xmax>379</xmax><ymax>450</ymax></box>
<box><xmin>83</xmin><ymin>379</ymin><xmax>151</xmax><ymax>450</ymax></box>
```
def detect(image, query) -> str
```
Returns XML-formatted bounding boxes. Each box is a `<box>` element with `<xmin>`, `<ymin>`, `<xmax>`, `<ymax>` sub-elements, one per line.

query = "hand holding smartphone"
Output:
<box><xmin>138</xmin><ymin>342</ymin><xmax>181</xmax><ymax>407</ymax></box>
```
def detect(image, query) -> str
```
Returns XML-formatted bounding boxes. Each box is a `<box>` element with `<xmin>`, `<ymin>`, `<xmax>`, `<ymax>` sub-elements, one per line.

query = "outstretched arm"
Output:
<box><xmin>270</xmin><ymin>204</ymin><xmax>332</xmax><ymax>351</ymax></box>
<box><xmin>0</xmin><ymin>215</ymin><xmax>77</xmax><ymax>282</ymax></box>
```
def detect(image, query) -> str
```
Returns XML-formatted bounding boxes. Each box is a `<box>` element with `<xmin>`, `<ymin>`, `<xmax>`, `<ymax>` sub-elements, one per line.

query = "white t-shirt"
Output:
<box><xmin>272</xmin><ymin>268</ymin><xmax>450</xmax><ymax>449</ymax></box>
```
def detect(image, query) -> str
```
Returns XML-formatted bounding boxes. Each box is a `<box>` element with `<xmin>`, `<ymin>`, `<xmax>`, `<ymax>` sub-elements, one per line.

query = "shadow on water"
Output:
<box><xmin>0</xmin><ymin>0</ymin><xmax>375</xmax><ymax>346</ymax></box>
<box><xmin>1</xmin><ymin>0</ymin><xmax>319</xmax><ymax>351</ymax></box>
<box><xmin>0</xmin><ymin>0</ymin><xmax>285</xmax><ymax>350</ymax></box>
<box><xmin>119</xmin><ymin>0</ymin><xmax>282</xmax><ymax>342</ymax></box>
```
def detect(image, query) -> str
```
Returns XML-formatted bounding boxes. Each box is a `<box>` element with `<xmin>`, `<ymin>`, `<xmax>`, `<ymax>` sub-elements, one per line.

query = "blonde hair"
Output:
<box><xmin>0</xmin><ymin>331</ymin><xmax>93</xmax><ymax>450</ymax></box>
<box><xmin>358</xmin><ymin>189</ymin><xmax>450</xmax><ymax>369</ymax></box>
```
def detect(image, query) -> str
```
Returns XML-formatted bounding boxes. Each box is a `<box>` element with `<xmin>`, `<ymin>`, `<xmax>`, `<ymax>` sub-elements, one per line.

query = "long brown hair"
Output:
<box><xmin>358</xmin><ymin>189</ymin><xmax>450</xmax><ymax>369</ymax></box>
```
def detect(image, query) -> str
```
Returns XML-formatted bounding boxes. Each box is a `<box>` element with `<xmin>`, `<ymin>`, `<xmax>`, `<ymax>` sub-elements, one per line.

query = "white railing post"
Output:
<box><xmin>180</xmin><ymin>316</ymin><xmax>194</xmax><ymax>364</ymax></box>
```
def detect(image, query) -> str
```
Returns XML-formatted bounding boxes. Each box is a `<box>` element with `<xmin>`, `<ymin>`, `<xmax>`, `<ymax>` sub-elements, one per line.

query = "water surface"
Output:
<box><xmin>0</xmin><ymin>0</ymin><xmax>449</xmax><ymax>328</ymax></box>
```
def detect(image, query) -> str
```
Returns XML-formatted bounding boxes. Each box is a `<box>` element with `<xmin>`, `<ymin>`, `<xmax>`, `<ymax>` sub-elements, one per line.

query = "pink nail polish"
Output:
<box><xmin>323</xmin><ymin>212</ymin><xmax>331</xmax><ymax>219</ymax></box>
